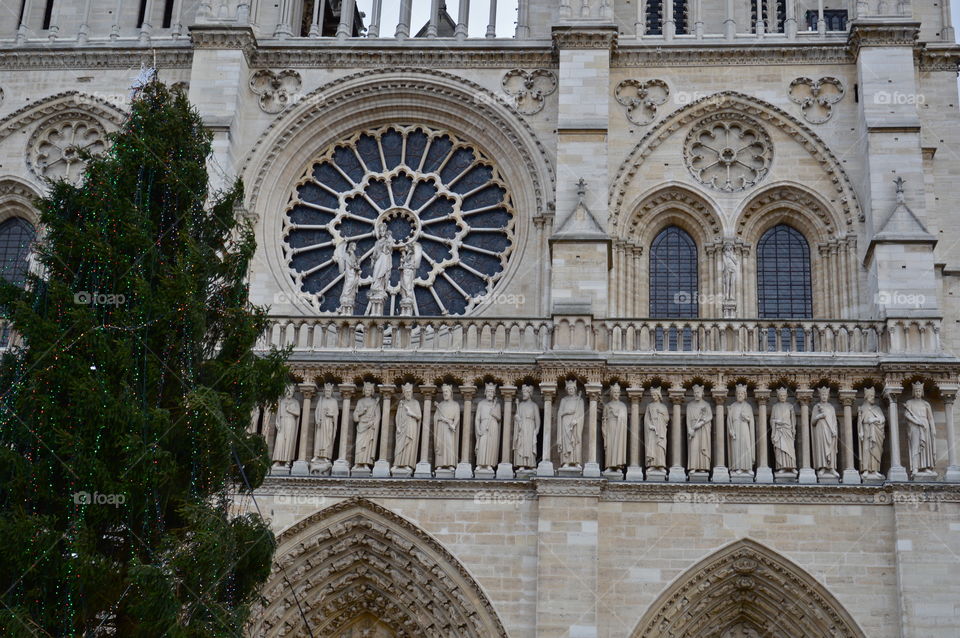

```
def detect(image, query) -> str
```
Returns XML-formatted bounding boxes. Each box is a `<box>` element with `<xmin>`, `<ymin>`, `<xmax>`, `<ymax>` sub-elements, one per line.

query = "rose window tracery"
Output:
<box><xmin>28</xmin><ymin>114</ymin><xmax>107</xmax><ymax>182</ymax></box>
<box><xmin>282</xmin><ymin>125</ymin><xmax>516</xmax><ymax>316</ymax></box>
<box><xmin>684</xmin><ymin>114</ymin><xmax>772</xmax><ymax>193</ymax></box>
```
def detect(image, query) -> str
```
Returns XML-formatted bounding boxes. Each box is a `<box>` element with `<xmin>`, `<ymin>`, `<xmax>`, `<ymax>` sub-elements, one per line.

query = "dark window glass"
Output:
<box><xmin>806</xmin><ymin>9</ymin><xmax>848</xmax><ymax>31</ymax></box>
<box><xmin>649</xmin><ymin>225</ymin><xmax>698</xmax><ymax>319</ymax></box>
<box><xmin>645</xmin><ymin>1</ymin><xmax>688</xmax><ymax>35</ymax></box>
<box><xmin>0</xmin><ymin>217</ymin><xmax>35</xmax><ymax>287</ymax></box>
<box><xmin>757</xmin><ymin>224</ymin><xmax>812</xmax><ymax>319</ymax></box>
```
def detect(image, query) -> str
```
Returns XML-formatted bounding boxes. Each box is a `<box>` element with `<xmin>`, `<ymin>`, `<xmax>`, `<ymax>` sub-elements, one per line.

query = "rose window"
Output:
<box><xmin>29</xmin><ymin>114</ymin><xmax>107</xmax><ymax>182</ymax></box>
<box><xmin>684</xmin><ymin>114</ymin><xmax>772</xmax><ymax>193</ymax></box>
<box><xmin>282</xmin><ymin>125</ymin><xmax>516</xmax><ymax>316</ymax></box>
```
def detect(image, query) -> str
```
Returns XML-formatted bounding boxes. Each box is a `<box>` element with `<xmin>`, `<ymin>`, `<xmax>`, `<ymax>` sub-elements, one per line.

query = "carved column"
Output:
<box><xmin>797</xmin><ymin>388</ymin><xmax>816</xmax><ymax>483</ymax></box>
<box><xmin>785</xmin><ymin>0</ymin><xmax>797</xmax><ymax>38</ymax></box>
<box><xmin>456</xmin><ymin>384</ymin><xmax>476</xmax><ymax>479</ymax></box>
<box><xmin>262</xmin><ymin>406</ymin><xmax>275</xmax><ymax>457</ymax></box>
<box><xmin>839</xmin><ymin>389</ymin><xmax>861</xmax><ymax>484</ymax></box>
<box><xmin>396</xmin><ymin>0</ymin><xmax>412</xmax><ymax>38</ymax></box>
<box><xmin>754</xmin><ymin>388</ymin><xmax>773</xmax><ymax>483</ymax></box>
<box><xmin>372</xmin><ymin>384</ymin><xmax>395</xmax><ymax>478</ymax></box>
<box><xmin>455</xmin><ymin>0</ymin><xmax>470</xmax><ymax>39</ymax></box>
<box><xmin>711</xmin><ymin>387</ymin><xmax>730</xmax><ymax>482</ymax></box>
<box><xmin>485</xmin><ymin>0</ymin><xmax>497</xmax><ymax>38</ymax></box>
<box><xmin>724</xmin><ymin>0</ymin><xmax>736</xmax><ymax>40</ymax></box>
<box><xmin>538</xmin><ymin>382</ymin><xmax>557</xmax><ymax>476</ymax></box>
<box><xmin>292</xmin><ymin>382</ymin><xmax>315</xmax><ymax>475</ymax></box>
<box><xmin>942</xmin><ymin>386</ymin><xmax>960</xmax><ymax>482</ymax></box>
<box><xmin>668</xmin><ymin>387</ymin><xmax>686</xmax><ymax>482</ymax></box>
<box><xmin>336</xmin><ymin>0</ymin><xmax>356</xmax><ymax>38</ymax></box>
<box><xmin>626</xmin><ymin>386</ymin><xmax>644</xmax><ymax>481</ymax></box>
<box><xmin>816</xmin><ymin>0</ymin><xmax>826</xmax><ymax>35</ymax></box>
<box><xmin>332</xmin><ymin>383</ymin><xmax>355</xmax><ymax>476</ymax></box>
<box><xmin>414</xmin><ymin>384</ymin><xmax>436</xmax><ymax>478</ymax></box>
<box><xmin>584</xmin><ymin>383</ymin><xmax>603</xmax><ymax>477</ymax></box>
<box><xmin>497</xmin><ymin>385</ymin><xmax>517</xmax><ymax>479</ymax></box>
<box><xmin>884</xmin><ymin>386</ymin><xmax>909</xmax><ymax>481</ymax></box>
<box><xmin>663</xmin><ymin>0</ymin><xmax>675</xmax><ymax>39</ymax></box>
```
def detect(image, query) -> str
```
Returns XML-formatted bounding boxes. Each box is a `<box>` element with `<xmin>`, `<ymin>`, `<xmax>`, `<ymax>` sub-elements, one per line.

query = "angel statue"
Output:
<box><xmin>368</xmin><ymin>223</ymin><xmax>394</xmax><ymax>315</ymax></box>
<box><xmin>333</xmin><ymin>241</ymin><xmax>361</xmax><ymax>315</ymax></box>
<box><xmin>399</xmin><ymin>242</ymin><xmax>422</xmax><ymax>316</ymax></box>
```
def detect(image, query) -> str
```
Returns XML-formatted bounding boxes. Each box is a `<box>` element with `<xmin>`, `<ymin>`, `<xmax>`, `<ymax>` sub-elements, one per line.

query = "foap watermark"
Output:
<box><xmin>273</xmin><ymin>290</ymin><xmax>322</xmax><ymax>306</ymax></box>
<box><xmin>74</xmin><ymin>491</ymin><xmax>126</xmax><ymax>507</ymax></box>
<box><xmin>674</xmin><ymin>291</ymin><xmax>725</xmax><ymax>307</ymax></box>
<box><xmin>474</xmin><ymin>489</ymin><xmax>531</xmax><ymax>507</ymax></box>
<box><xmin>74</xmin><ymin>291</ymin><xmax>126</xmax><ymax>306</ymax></box>
<box><xmin>673</xmin><ymin>491</ymin><xmax>726</xmax><ymax>505</ymax></box>
<box><xmin>474</xmin><ymin>292</ymin><xmax>526</xmax><ymax>309</ymax></box>
<box><xmin>875</xmin><ymin>290</ymin><xmax>926</xmax><ymax>308</ymax></box>
<box><xmin>873</xmin><ymin>91</ymin><xmax>926</xmax><ymax>106</ymax></box>
<box><xmin>275</xmin><ymin>493</ymin><xmax>327</xmax><ymax>507</ymax></box>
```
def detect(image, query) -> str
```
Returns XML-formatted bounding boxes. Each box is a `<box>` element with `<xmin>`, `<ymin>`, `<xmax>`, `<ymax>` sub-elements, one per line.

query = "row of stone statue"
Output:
<box><xmin>261</xmin><ymin>379</ymin><xmax>951</xmax><ymax>483</ymax></box>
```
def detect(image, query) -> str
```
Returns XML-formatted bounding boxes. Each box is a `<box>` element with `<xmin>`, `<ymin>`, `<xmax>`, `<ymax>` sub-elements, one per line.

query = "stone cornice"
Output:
<box><xmin>188</xmin><ymin>24</ymin><xmax>256</xmax><ymax>54</ymax></box>
<box><xmin>552</xmin><ymin>25</ymin><xmax>618</xmax><ymax>51</ymax></box>
<box><xmin>848</xmin><ymin>20</ymin><xmax>921</xmax><ymax>58</ymax></box>
<box><xmin>252</xmin><ymin>476</ymin><xmax>960</xmax><ymax>505</ymax></box>
<box><xmin>249</xmin><ymin>46</ymin><xmax>557</xmax><ymax>69</ymax></box>
<box><xmin>917</xmin><ymin>44</ymin><xmax>960</xmax><ymax>73</ymax></box>
<box><xmin>614</xmin><ymin>43</ymin><xmax>851</xmax><ymax>67</ymax></box>
<box><xmin>0</xmin><ymin>47</ymin><xmax>192</xmax><ymax>70</ymax></box>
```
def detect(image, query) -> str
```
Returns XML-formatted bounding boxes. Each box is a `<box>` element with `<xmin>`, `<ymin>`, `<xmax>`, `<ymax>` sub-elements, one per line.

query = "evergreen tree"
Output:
<box><xmin>0</xmin><ymin>80</ymin><xmax>288</xmax><ymax>637</ymax></box>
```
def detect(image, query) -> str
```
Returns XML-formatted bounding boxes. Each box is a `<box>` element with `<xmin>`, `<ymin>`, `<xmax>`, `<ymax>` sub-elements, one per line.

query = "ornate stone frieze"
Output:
<box><xmin>0</xmin><ymin>91</ymin><xmax>126</xmax><ymax>143</ymax></box>
<box><xmin>614</xmin><ymin>79</ymin><xmax>670</xmax><ymax>126</ymax></box>
<box><xmin>501</xmin><ymin>69</ymin><xmax>557</xmax><ymax>115</ymax></box>
<box><xmin>0</xmin><ymin>48</ymin><xmax>192</xmax><ymax>70</ymax></box>
<box><xmin>188</xmin><ymin>24</ymin><xmax>256</xmax><ymax>53</ymax></box>
<box><xmin>683</xmin><ymin>113</ymin><xmax>773</xmax><ymax>193</ymax></box>
<box><xmin>552</xmin><ymin>26</ymin><xmax>618</xmax><ymax>50</ymax></box>
<box><xmin>788</xmin><ymin>77</ymin><xmax>844</xmax><ymax>124</ymax></box>
<box><xmin>848</xmin><ymin>21</ymin><xmax>921</xmax><ymax>58</ymax></box>
<box><xmin>250</xmin><ymin>47</ymin><xmax>557</xmax><ymax>69</ymax></box>
<box><xmin>916</xmin><ymin>45</ymin><xmax>960</xmax><ymax>72</ymax></box>
<box><xmin>27</xmin><ymin>113</ymin><xmax>108</xmax><ymax>182</ymax></box>
<box><xmin>613</xmin><ymin>44</ymin><xmax>852</xmax><ymax>67</ymax></box>
<box><xmin>248</xmin><ymin>69</ymin><xmax>302</xmax><ymax>114</ymax></box>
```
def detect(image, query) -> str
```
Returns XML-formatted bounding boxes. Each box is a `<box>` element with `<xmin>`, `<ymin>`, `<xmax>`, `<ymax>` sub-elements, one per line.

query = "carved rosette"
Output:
<box><xmin>249</xmin><ymin>69</ymin><xmax>302</xmax><ymax>114</ymax></box>
<box><xmin>788</xmin><ymin>76</ymin><xmax>844</xmax><ymax>124</ymax></box>
<box><xmin>684</xmin><ymin>114</ymin><xmax>773</xmax><ymax>193</ymax></box>
<box><xmin>614</xmin><ymin>79</ymin><xmax>670</xmax><ymax>126</ymax></box>
<box><xmin>27</xmin><ymin>113</ymin><xmax>107</xmax><ymax>182</ymax></box>
<box><xmin>282</xmin><ymin>124</ymin><xmax>516</xmax><ymax>316</ymax></box>
<box><xmin>501</xmin><ymin>69</ymin><xmax>557</xmax><ymax>115</ymax></box>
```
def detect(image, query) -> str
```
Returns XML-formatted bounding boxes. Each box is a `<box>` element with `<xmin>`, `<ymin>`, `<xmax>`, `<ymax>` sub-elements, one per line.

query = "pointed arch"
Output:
<box><xmin>248</xmin><ymin>497</ymin><xmax>508</xmax><ymax>638</ymax></box>
<box><xmin>609</xmin><ymin>91</ymin><xmax>862</xmax><ymax>237</ymax></box>
<box><xmin>629</xmin><ymin>539</ymin><xmax>867</xmax><ymax>638</ymax></box>
<box><xmin>0</xmin><ymin>90</ymin><xmax>127</xmax><ymax>143</ymax></box>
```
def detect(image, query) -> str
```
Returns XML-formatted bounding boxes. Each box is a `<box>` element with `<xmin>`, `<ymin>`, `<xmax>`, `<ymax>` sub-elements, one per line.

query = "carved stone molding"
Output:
<box><xmin>248</xmin><ymin>69</ymin><xmax>302</xmax><ymax>114</ymax></box>
<box><xmin>615</xmin><ymin>79</ymin><xmax>670</xmax><ymax>126</ymax></box>
<box><xmin>552</xmin><ymin>26</ymin><xmax>618</xmax><ymax>50</ymax></box>
<box><xmin>0</xmin><ymin>177</ymin><xmax>42</xmax><ymax>225</ymax></box>
<box><xmin>613</xmin><ymin>44</ymin><xmax>852</xmax><ymax>67</ymax></box>
<box><xmin>917</xmin><ymin>45</ymin><xmax>960</xmax><ymax>72</ymax></box>
<box><xmin>247</xmin><ymin>497</ymin><xmax>509</xmax><ymax>638</ymax></box>
<box><xmin>0</xmin><ymin>48</ymin><xmax>192</xmax><ymax>70</ymax></box>
<box><xmin>788</xmin><ymin>77</ymin><xmax>845</xmax><ymax>124</ymax></box>
<box><xmin>684</xmin><ymin>113</ymin><xmax>773</xmax><ymax>193</ymax></box>
<box><xmin>188</xmin><ymin>24</ymin><xmax>256</xmax><ymax>54</ymax></box>
<box><xmin>501</xmin><ymin>69</ymin><xmax>557</xmax><ymax>116</ymax></box>
<box><xmin>0</xmin><ymin>91</ymin><xmax>126</xmax><ymax>144</ymax></box>
<box><xmin>251</xmin><ymin>47</ymin><xmax>557</xmax><ymax>69</ymax></box>
<box><xmin>629</xmin><ymin>539</ymin><xmax>868</xmax><ymax>637</ymax></box>
<box><xmin>849</xmin><ymin>21</ymin><xmax>921</xmax><ymax>58</ymax></box>
<box><xmin>27</xmin><ymin>113</ymin><xmax>107</xmax><ymax>182</ymax></box>
<box><xmin>619</xmin><ymin>185</ymin><xmax>722</xmax><ymax>245</ymax></box>
<box><xmin>736</xmin><ymin>183</ymin><xmax>854</xmax><ymax>244</ymax></box>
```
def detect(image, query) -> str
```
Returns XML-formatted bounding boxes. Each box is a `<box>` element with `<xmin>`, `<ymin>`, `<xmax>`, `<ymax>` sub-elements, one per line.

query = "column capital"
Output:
<box><xmin>668</xmin><ymin>388</ymin><xmax>686</xmax><ymax>404</ymax></box>
<box><xmin>626</xmin><ymin>386</ymin><xmax>644</xmax><ymax>401</ymax></box>
<box><xmin>939</xmin><ymin>384</ymin><xmax>959</xmax><ymax>403</ymax></box>
<box><xmin>500</xmin><ymin>385</ymin><xmax>518</xmax><ymax>399</ymax></box>
<box><xmin>796</xmin><ymin>388</ymin><xmax>814</xmax><ymax>404</ymax></box>
<box><xmin>754</xmin><ymin>388</ymin><xmax>771</xmax><ymax>403</ymax></box>
<box><xmin>711</xmin><ymin>387</ymin><xmax>728</xmax><ymax>401</ymax></box>
<box><xmin>297</xmin><ymin>382</ymin><xmax>316</xmax><ymax>397</ymax></box>
<box><xmin>337</xmin><ymin>382</ymin><xmax>356</xmax><ymax>397</ymax></box>
<box><xmin>377</xmin><ymin>383</ymin><xmax>396</xmax><ymax>396</ymax></box>
<box><xmin>585</xmin><ymin>382</ymin><xmax>603</xmax><ymax>399</ymax></box>
<box><xmin>419</xmin><ymin>383</ymin><xmax>437</xmax><ymax>396</ymax></box>
<box><xmin>459</xmin><ymin>384</ymin><xmax>477</xmax><ymax>399</ymax></box>
<box><xmin>839</xmin><ymin>389</ymin><xmax>857</xmax><ymax>406</ymax></box>
<box><xmin>539</xmin><ymin>382</ymin><xmax>557</xmax><ymax>398</ymax></box>
<box><xmin>883</xmin><ymin>385</ymin><xmax>902</xmax><ymax>401</ymax></box>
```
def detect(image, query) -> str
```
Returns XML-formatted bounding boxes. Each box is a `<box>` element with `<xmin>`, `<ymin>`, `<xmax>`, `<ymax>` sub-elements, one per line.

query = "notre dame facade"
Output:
<box><xmin>3</xmin><ymin>0</ymin><xmax>960</xmax><ymax>636</ymax></box>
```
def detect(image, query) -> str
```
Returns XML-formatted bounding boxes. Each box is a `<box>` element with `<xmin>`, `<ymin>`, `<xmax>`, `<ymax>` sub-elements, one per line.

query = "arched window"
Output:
<box><xmin>757</xmin><ymin>224</ymin><xmax>812</xmax><ymax>319</ymax></box>
<box><xmin>0</xmin><ymin>217</ymin><xmax>36</xmax><ymax>287</ymax></box>
<box><xmin>649</xmin><ymin>225</ymin><xmax>698</xmax><ymax>318</ymax></box>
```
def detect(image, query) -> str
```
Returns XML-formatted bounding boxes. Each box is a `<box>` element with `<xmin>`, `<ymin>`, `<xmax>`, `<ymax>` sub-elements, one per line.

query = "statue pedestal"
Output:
<box><xmin>583</xmin><ymin>462</ymin><xmax>602</xmax><ymax>478</ymax></box>
<box><xmin>798</xmin><ymin>468</ymin><xmax>817</xmax><ymax>484</ymax></box>
<box><xmin>946</xmin><ymin>466</ymin><xmax>960</xmax><ymax>482</ymax></box>
<box><xmin>372</xmin><ymin>460</ymin><xmax>391</xmax><ymax>478</ymax></box>
<box><xmin>536</xmin><ymin>460</ymin><xmax>555</xmax><ymax>477</ymax></box>
<box><xmin>817</xmin><ymin>468</ymin><xmax>839</xmax><ymax>484</ymax></box>
<box><xmin>645</xmin><ymin>468</ymin><xmax>666</xmax><ymax>482</ymax></box>
<box><xmin>774</xmin><ymin>469</ymin><xmax>798</xmax><ymax>483</ymax></box>
<box><xmin>475</xmin><ymin>466</ymin><xmax>496</xmax><ymax>480</ymax></box>
<box><xmin>668</xmin><ymin>466</ymin><xmax>687</xmax><ymax>483</ymax></box>
<box><xmin>291</xmin><ymin>460</ymin><xmax>310</xmax><ymax>476</ymax></box>
<box><xmin>270</xmin><ymin>463</ymin><xmax>291</xmax><ymax>476</ymax></box>
<box><xmin>455</xmin><ymin>462</ymin><xmax>474</xmax><ymax>479</ymax></box>
<box><xmin>861</xmin><ymin>471</ymin><xmax>884</xmax><ymax>485</ymax></box>
<box><xmin>688</xmin><ymin>470</ymin><xmax>709</xmax><ymax>483</ymax></box>
<box><xmin>413</xmin><ymin>461</ymin><xmax>433</xmax><ymax>478</ymax></box>
<box><xmin>602</xmin><ymin>468</ymin><xmax>624</xmax><ymax>481</ymax></box>
<box><xmin>754</xmin><ymin>467</ymin><xmax>774</xmax><ymax>484</ymax></box>
<box><xmin>912</xmin><ymin>469</ymin><xmax>938</xmax><ymax>482</ymax></box>
<box><xmin>730</xmin><ymin>470</ymin><xmax>754</xmax><ymax>484</ymax></box>
<box><xmin>434</xmin><ymin>466</ymin><xmax>455</xmax><ymax>479</ymax></box>
<box><xmin>516</xmin><ymin>467</ymin><xmax>536</xmax><ymax>479</ymax></box>
<box><xmin>350</xmin><ymin>464</ymin><xmax>372</xmax><ymax>477</ymax></box>
<box><xmin>391</xmin><ymin>465</ymin><xmax>413</xmax><ymax>478</ymax></box>
<box><xmin>557</xmin><ymin>464</ymin><xmax>583</xmax><ymax>477</ymax></box>
<box><xmin>842</xmin><ymin>469</ymin><xmax>862</xmax><ymax>484</ymax></box>
<box><xmin>625</xmin><ymin>465</ymin><xmax>644</xmax><ymax>481</ymax></box>
<box><xmin>887</xmin><ymin>465</ymin><xmax>909</xmax><ymax>482</ymax></box>
<box><xmin>496</xmin><ymin>462</ymin><xmax>515</xmax><ymax>479</ymax></box>
<box><xmin>309</xmin><ymin>459</ymin><xmax>331</xmax><ymax>476</ymax></box>
<box><xmin>711</xmin><ymin>466</ymin><xmax>730</xmax><ymax>483</ymax></box>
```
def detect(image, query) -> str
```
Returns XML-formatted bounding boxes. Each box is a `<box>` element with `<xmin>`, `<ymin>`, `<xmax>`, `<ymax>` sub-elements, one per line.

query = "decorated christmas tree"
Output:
<box><xmin>0</xmin><ymin>79</ymin><xmax>288</xmax><ymax>636</ymax></box>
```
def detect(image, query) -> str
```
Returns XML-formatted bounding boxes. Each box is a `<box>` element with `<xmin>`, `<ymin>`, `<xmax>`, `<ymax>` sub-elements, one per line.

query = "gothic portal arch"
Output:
<box><xmin>629</xmin><ymin>539</ymin><xmax>867</xmax><ymax>638</ymax></box>
<box><xmin>247</xmin><ymin>497</ymin><xmax>508</xmax><ymax>638</ymax></box>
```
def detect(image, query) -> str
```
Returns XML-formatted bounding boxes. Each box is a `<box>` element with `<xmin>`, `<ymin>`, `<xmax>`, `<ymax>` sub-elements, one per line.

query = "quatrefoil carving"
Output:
<box><xmin>788</xmin><ymin>77</ymin><xmax>844</xmax><ymax>124</ymax></box>
<box><xmin>501</xmin><ymin>69</ymin><xmax>557</xmax><ymax>115</ymax></box>
<box><xmin>249</xmin><ymin>69</ymin><xmax>302</xmax><ymax>114</ymax></box>
<box><xmin>615</xmin><ymin>79</ymin><xmax>670</xmax><ymax>126</ymax></box>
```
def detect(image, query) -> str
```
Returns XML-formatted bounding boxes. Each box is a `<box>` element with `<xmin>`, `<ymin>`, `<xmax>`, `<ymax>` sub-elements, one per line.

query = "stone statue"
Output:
<box><xmin>727</xmin><ymin>384</ymin><xmax>755</xmax><ymax>476</ymax></box>
<box><xmin>513</xmin><ymin>384</ymin><xmax>541</xmax><ymax>469</ymax></box>
<box><xmin>312</xmin><ymin>382</ymin><xmax>339</xmax><ymax>467</ymax></box>
<box><xmin>333</xmin><ymin>241</ymin><xmax>361</xmax><ymax>315</ymax></box>
<box><xmin>398</xmin><ymin>242</ymin><xmax>422</xmax><ymax>316</ymax></box>
<box><xmin>721</xmin><ymin>243</ymin><xmax>739</xmax><ymax>302</ymax></box>
<box><xmin>433</xmin><ymin>384</ymin><xmax>460</xmax><ymax>469</ymax></box>
<box><xmin>644</xmin><ymin>387</ymin><xmax>669</xmax><ymax>471</ymax></box>
<box><xmin>602</xmin><ymin>383</ymin><xmax>628</xmax><ymax>470</ymax></box>
<box><xmin>393</xmin><ymin>382</ymin><xmax>421</xmax><ymax>470</ymax></box>
<box><xmin>857</xmin><ymin>387</ymin><xmax>886</xmax><ymax>479</ymax></box>
<box><xmin>368</xmin><ymin>222</ymin><xmax>394</xmax><ymax>315</ymax></box>
<box><xmin>352</xmin><ymin>382</ymin><xmax>380</xmax><ymax>468</ymax></box>
<box><xmin>474</xmin><ymin>383</ymin><xmax>502</xmax><ymax>470</ymax></box>
<box><xmin>686</xmin><ymin>384</ymin><xmax>713</xmax><ymax>472</ymax></box>
<box><xmin>769</xmin><ymin>387</ymin><xmax>797</xmax><ymax>473</ymax></box>
<box><xmin>811</xmin><ymin>386</ymin><xmax>838</xmax><ymax>478</ymax></box>
<box><xmin>904</xmin><ymin>382</ymin><xmax>937</xmax><ymax>477</ymax></box>
<box><xmin>557</xmin><ymin>380</ymin><xmax>585</xmax><ymax>467</ymax></box>
<box><xmin>272</xmin><ymin>385</ymin><xmax>300</xmax><ymax>467</ymax></box>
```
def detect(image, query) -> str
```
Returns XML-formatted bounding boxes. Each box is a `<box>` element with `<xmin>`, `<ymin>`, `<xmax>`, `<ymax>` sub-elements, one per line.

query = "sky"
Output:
<box><xmin>355</xmin><ymin>0</ymin><xmax>519</xmax><ymax>38</ymax></box>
